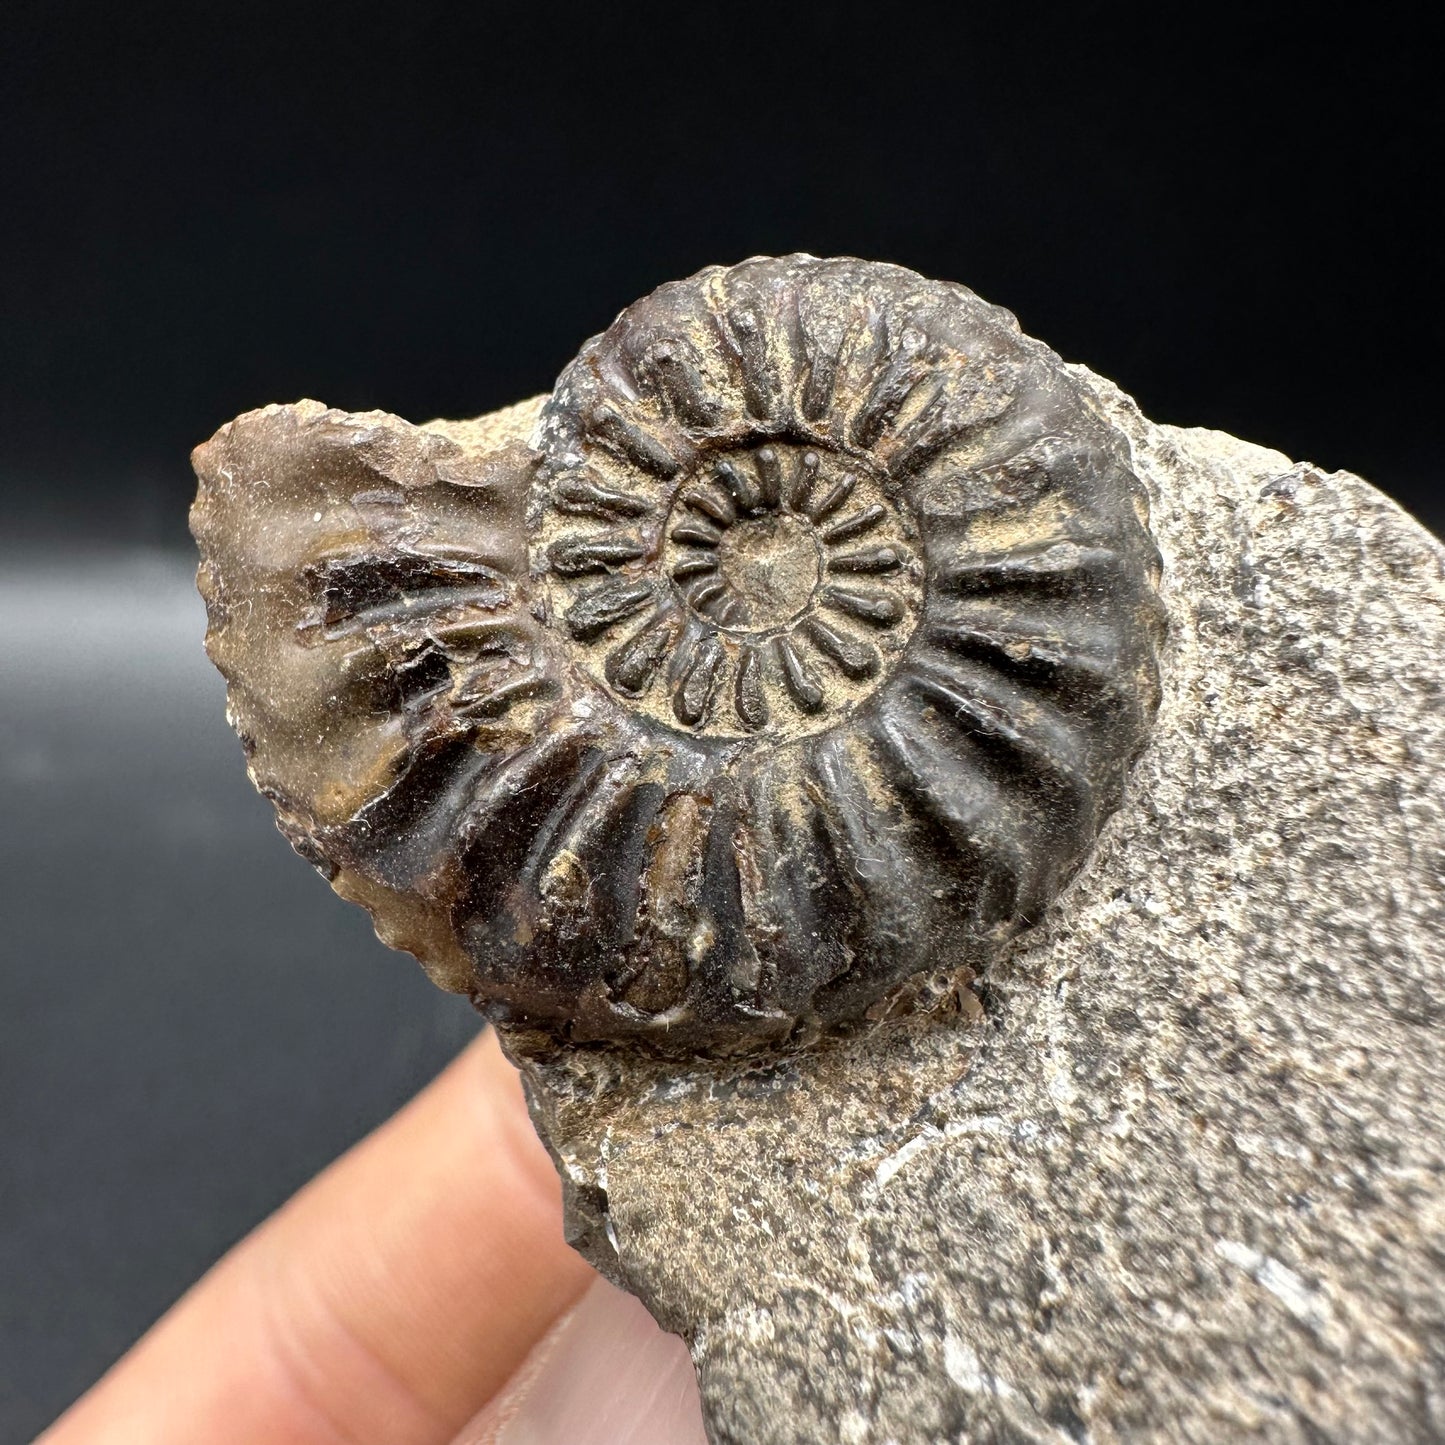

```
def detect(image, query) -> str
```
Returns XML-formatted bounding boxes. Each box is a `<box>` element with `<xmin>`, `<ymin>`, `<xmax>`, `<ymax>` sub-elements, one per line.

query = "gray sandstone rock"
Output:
<box><xmin>517</xmin><ymin>376</ymin><xmax>1445</xmax><ymax>1444</ymax></box>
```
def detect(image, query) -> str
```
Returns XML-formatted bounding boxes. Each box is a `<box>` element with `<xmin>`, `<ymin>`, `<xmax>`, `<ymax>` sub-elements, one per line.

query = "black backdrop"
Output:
<box><xmin>1</xmin><ymin>4</ymin><xmax>1440</xmax><ymax>1438</ymax></box>
<box><xmin>4</xmin><ymin>3</ymin><xmax>1442</xmax><ymax>539</ymax></box>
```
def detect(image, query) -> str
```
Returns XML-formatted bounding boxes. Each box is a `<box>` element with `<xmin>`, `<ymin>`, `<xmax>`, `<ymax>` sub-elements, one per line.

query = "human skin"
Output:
<box><xmin>38</xmin><ymin>1031</ymin><xmax>604</xmax><ymax>1445</ymax></box>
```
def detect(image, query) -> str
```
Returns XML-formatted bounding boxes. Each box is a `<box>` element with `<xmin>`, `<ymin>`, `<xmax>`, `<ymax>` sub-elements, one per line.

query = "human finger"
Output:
<box><xmin>450</xmin><ymin>1276</ymin><xmax>707</xmax><ymax>1445</ymax></box>
<box><xmin>39</xmin><ymin>1028</ymin><xmax>596</xmax><ymax>1445</ymax></box>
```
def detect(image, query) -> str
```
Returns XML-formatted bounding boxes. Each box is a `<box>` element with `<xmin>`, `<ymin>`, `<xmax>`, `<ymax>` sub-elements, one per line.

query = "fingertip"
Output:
<box><xmin>449</xmin><ymin>1278</ymin><xmax>707</xmax><ymax>1445</ymax></box>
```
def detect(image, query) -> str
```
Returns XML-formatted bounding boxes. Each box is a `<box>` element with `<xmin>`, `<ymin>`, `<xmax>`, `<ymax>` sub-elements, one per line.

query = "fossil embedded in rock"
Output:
<box><xmin>191</xmin><ymin>256</ymin><xmax>1166</xmax><ymax>1053</ymax></box>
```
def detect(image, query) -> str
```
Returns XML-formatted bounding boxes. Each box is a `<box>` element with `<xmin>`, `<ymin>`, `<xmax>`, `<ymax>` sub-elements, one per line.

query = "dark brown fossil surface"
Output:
<box><xmin>192</xmin><ymin>256</ymin><xmax>1164</xmax><ymax>1055</ymax></box>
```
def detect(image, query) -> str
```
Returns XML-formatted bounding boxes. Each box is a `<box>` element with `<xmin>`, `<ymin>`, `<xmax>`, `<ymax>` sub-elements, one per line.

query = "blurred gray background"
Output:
<box><xmin>2</xmin><ymin>2</ymin><xmax>1440</xmax><ymax>1440</ymax></box>
<box><xmin>0</xmin><ymin>552</ymin><xmax>479</xmax><ymax>1435</ymax></box>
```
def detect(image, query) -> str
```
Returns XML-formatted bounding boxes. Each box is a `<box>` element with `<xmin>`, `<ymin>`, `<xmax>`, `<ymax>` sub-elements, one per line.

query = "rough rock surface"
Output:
<box><xmin>514</xmin><ymin>371</ymin><xmax>1445</xmax><ymax>1444</ymax></box>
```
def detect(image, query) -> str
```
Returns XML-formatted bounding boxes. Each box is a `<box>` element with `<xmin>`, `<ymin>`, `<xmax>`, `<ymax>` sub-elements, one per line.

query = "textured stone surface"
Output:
<box><xmin>516</xmin><ymin>373</ymin><xmax>1445</xmax><ymax>1443</ymax></box>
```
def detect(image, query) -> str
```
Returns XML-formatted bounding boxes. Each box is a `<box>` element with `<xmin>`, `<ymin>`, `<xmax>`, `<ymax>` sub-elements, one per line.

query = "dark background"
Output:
<box><xmin>1</xmin><ymin>3</ymin><xmax>1439</xmax><ymax>1438</ymax></box>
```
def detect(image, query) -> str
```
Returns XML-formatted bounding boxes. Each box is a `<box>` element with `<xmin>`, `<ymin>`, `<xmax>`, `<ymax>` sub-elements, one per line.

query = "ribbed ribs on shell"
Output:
<box><xmin>192</xmin><ymin>257</ymin><xmax>1165</xmax><ymax>1053</ymax></box>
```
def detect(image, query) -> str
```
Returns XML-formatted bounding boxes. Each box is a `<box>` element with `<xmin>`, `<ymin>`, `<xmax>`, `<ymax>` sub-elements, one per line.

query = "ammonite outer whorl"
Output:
<box><xmin>191</xmin><ymin>256</ymin><xmax>1164</xmax><ymax>1054</ymax></box>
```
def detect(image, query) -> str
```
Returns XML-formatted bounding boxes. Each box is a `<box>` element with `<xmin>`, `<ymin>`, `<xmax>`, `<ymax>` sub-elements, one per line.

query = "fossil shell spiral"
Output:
<box><xmin>192</xmin><ymin>255</ymin><xmax>1164</xmax><ymax>1053</ymax></box>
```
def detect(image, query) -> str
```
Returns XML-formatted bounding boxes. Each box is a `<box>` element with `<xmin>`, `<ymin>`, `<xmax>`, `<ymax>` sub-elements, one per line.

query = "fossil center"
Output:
<box><xmin>710</xmin><ymin>512</ymin><xmax>821</xmax><ymax>631</ymax></box>
<box><xmin>534</xmin><ymin>438</ymin><xmax>926</xmax><ymax>740</ymax></box>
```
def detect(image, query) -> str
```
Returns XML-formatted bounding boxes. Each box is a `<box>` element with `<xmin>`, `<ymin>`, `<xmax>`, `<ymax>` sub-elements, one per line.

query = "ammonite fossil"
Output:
<box><xmin>192</xmin><ymin>256</ymin><xmax>1165</xmax><ymax>1054</ymax></box>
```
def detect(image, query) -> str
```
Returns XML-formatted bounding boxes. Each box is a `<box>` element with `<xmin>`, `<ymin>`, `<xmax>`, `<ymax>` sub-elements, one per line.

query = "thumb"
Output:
<box><xmin>452</xmin><ymin>1277</ymin><xmax>707</xmax><ymax>1445</ymax></box>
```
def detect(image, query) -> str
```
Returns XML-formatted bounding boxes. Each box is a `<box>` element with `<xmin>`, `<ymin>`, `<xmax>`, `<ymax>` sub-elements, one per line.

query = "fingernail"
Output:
<box><xmin>453</xmin><ymin>1276</ymin><xmax>708</xmax><ymax>1445</ymax></box>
